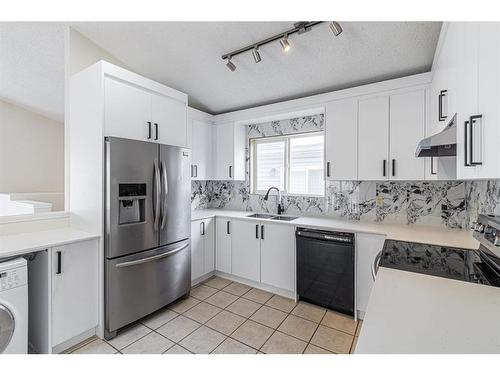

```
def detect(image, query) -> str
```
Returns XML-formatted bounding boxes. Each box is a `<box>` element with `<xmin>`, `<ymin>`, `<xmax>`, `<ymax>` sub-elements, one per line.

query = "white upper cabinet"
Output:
<box><xmin>214</xmin><ymin>122</ymin><xmax>246</xmax><ymax>181</ymax></box>
<box><xmin>475</xmin><ymin>22</ymin><xmax>500</xmax><ymax>179</ymax></box>
<box><xmin>325</xmin><ymin>98</ymin><xmax>358</xmax><ymax>180</ymax></box>
<box><xmin>190</xmin><ymin>118</ymin><xmax>213</xmax><ymax>180</ymax></box>
<box><xmin>151</xmin><ymin>93</ymin><xmax>187</xmax><ymax>147</ymax></box>
<box><xmin>93</xmin><ymin>62</ymin><xmax>188</xmax><ymax>146</ymax></box>
<box><xmin>389</xmin><ymin>90</ymin><xmax>425</xmax><ymax>180</ymax></box>
<box><xmin>358</xmin><ymin>96</ymin><xmax>390</xmax><ymax>180</ymax></box>
<box><xmin>104</xmin><ymin>78</ymin><xmax>152</xmax><ymax>141</ymax></box>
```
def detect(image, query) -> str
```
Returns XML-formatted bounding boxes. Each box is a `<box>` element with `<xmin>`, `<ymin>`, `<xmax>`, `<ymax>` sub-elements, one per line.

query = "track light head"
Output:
<box><xmin>252</xmin><ymin>46</ymin><xmax>262</xmax><ymax>63</ymax></box>
<box><xmin>225</xmin><ymin>57</ymin><xmax>236</xmax><ymax>72</ymax></box>
<box><xmin>329</xmin><ymin>21</ymin><xmax>343</xmax><ymax>36</ymax></box>
<box><xmin>280</xmin><ymin>34</ymin><xmax>291</xmax><ymax>52</ymax></box>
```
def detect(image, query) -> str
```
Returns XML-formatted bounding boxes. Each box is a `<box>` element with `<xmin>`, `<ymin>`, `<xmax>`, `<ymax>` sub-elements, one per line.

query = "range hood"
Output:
<box><xmin>415</xmin><ymin>114</ymin><xmax>457</xmax><ymax>157</ymax></box>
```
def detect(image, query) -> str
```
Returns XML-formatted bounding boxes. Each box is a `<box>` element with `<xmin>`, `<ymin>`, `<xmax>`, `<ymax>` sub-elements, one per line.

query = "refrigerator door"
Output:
<box><xmin>159</xmin><ymin>145</ymin><xmax>191</xmax><ymax>246</ymax></box>
<box><xmin>105</xmin><ymin>239</ymin><xmax>191</xmax><ymax>334</ymax></box>
<box><xmin>105</xmin><ymin>137</ymin><xmax>159</xmax><ymax>259</ymax></box>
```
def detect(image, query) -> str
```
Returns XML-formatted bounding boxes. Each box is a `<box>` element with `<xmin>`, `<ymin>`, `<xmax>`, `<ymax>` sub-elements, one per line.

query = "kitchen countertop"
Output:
<box><xmin>355</xmin><ymin>267</ymin><xmax>500</xmax><ymax>353</ymax></box>
<box><xmin>192</xmin><ymin>209</ymin><xmax>479</xmax><ymax>250</ymax></box>
<box><xmin>0</xmin><ymin>227</ymin><xmax>100</xmax><ymax>259</ymax></box>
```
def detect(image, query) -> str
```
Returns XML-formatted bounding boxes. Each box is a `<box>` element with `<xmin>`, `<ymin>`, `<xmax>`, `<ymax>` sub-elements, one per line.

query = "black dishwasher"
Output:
<box><xmin>296</xmin><ymin>228</ymin><xmax>355</xmax><ymax>317</ymax></box>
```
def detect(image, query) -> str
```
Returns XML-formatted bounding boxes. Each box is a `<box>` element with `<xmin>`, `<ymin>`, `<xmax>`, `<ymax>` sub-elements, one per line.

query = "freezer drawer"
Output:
<box><xmin>105</xmin><ymin>239</ymin><xmax>191</xmax><ymax>336</ymax></box>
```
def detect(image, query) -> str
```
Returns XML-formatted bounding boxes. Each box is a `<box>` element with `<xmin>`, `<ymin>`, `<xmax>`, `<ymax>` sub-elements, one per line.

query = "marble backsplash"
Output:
<box><xmin>191</xmin><ymin>179</ymin><xmax>500</xmax><ymax>229</ymax></box>
<box><xmin>191</xmin><ymin>113</ymin><xmax>500</xmax><ymax>228</ymax></box>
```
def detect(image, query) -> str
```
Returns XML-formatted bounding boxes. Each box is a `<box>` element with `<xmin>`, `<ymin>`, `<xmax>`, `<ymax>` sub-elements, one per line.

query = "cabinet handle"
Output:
<box><xmin>392</xmin><ymin>159</ymin><xmax>396</xmax><ymax>177</ymax></box>
<box><xmin>191</xmin><ymin>165</ymin><xmax>194</xmax><ymax>178</ymax></box>
<box><xmin>201</xmin><ymin>221</ymin><xmax>205</xmax><ymax>235</ymax></box>
<box><xmin>56</xmin><ymin>251</ymin><xmax>62</xmax><ymax>274</ymax></box>
<box><xmin>195</xmin><ymin>165</ymin><xmax>198</xmax><ymax>178</ymax></box>
<box><xmin>226</xmin><ymin>221</ymin><xmax>230</xmax><ymax>235</ymax></box>
<box><xmin>147</xmin><ymin>122</ymin><xmax>152</xmax><ymax>139</ymax></box>
<box><xmin>431</xmin><ymin>157</ymin><xmax>437</xmax><ymax>175</ymax></box>
<box><xmin>464</xmin><ymin>120</ymin><xmax>470</xmax><ymax>166</ymax></box>
<box><xmin>326</xmin><ymin>162</ymin><xmax>331</xmax><ymax>178</ymax></box>
<box><xmin>261</xmin><ymin>225</ymin><xmax>264</xmax><ymax>240</ymax></box>
<box><xmin>382</xmin><ymin>160</ymin><xmax>387</xmax><ymax>177</ymax></box>
<box><xmin>438</xmin><ymin>90</ymin><xmax>447</xmax><ymax>122</ymax></box>
<box><xmin>229</xmin><ymin>166</ymin><xmax>232</xmax><ymax>178</ymax></box>
<box><xmin>469</xmin><ymin>115</ymin><xmax>483</xmax><ymax>165</ymax></box>
<box><xmin>154</xmin><ymin>123</ymin><xmax>159</xmax><ymax>141</ymax></box>
<box><xmin>255</xmin><ymin>224</ymin><xmax>259</xmax><ymax>239</ymax></box>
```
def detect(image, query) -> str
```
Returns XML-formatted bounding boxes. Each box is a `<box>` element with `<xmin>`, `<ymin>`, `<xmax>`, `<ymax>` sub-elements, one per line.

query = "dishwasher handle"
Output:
<box><xmin>296</xmin><ymin>228</ymin><xmax>354</xmax><ymax>244</ymax></box>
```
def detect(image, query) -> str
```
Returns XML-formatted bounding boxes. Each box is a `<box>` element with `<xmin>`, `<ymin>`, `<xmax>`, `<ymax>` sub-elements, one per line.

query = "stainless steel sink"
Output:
<box><xmin>246</xmin><ymin>213</ymin><xmax>277</xmax><ymax>219</ymax></box>
<box><xmin>271</xmin><ymin>215</ymin><xmax>298</xmax><ymax>221</ymax></box>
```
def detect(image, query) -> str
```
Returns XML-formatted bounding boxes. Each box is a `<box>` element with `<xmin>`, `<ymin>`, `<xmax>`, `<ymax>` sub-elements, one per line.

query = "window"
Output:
<box><xmin>251</xmin><ymin>132</ymin><xmax>324</xmax><ymax>196</ymax></box>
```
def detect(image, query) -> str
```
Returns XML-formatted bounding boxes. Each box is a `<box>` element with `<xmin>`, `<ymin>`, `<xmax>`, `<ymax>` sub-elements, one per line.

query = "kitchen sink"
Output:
<box><xmin>246</xmin><ymin>213</ymin><xmax>298</xmax><ymax>221</ymax></box>
<box><xmin>246</xmin><ymin>213</ymin><xmax>277</xmax><ymax>219</ymax></box>
<box><xmin>271</xmin><ymin>215</ymin><xmax>298</xmax><ymax>221</ymax></box>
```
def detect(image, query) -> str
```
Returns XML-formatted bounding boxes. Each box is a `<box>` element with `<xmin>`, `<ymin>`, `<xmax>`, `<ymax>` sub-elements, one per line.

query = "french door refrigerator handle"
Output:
<box><xmin>115</xmin><ymin>243</ymin><xmax>189</xmax><ymax>268</ymax></box>
<box><xmin>160</xmin><ymin>160</ymin><xmax>168</xmax><ymax>229</ymax></box>
<box><xmin>153</xmin><ymin>159</ymin><xmax>161</xmax><ymax>230</ymax></box>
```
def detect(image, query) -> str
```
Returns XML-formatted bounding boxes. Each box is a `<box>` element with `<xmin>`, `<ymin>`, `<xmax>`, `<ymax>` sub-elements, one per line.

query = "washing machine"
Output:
<box><xmin>0</xmin><ymin>257</ymin><xmax>28</xmax><ymax>354</ymax></box>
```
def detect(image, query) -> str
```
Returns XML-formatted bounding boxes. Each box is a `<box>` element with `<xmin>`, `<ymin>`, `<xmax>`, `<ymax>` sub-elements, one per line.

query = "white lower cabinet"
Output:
<box><xmin>231</xmin><ymin>219</ymin><xmax>261</xmax><ymax>282</ymax></box>
<box><xmin>215</xmin><ymin>217</ymin><xmax>232</xmax><ymax>273</ymax></box>
<box><xmin>260</xmin><ymin>223</ymin><xmax>295</xmax><ymax>292</ymax></box>
<box><xmin>355</xmin><ymin>233</ymin><xmax>386</xmax><ymax>317</ymax></box>
<box><xmin>227</xmin><ymin>219</ymin><xmax>295</xmax><ymax>293</ymax></box>
<box><xmin>28</xmin><ymin>238</ymin><xmax>99</xmax><ymax>353</ymax></box>
<box><xmin>191</xmin><ymin>218</ymin><xmax>215</xmax><ymax>282</ymax></box>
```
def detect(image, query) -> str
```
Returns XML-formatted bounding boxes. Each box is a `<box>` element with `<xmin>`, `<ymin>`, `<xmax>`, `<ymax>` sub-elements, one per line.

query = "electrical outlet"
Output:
<box><xmin>376</xmin><ymin>196</ymin><xmax>384</xmax><ymax>206</ymax></box>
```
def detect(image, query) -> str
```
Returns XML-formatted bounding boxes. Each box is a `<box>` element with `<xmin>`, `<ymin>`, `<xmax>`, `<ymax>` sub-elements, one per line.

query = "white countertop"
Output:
<box><xmin>355</xmin><ymin>267</ymin><xmax>500</xmax><ymax>353</ymax></box>
<box><xmin>192</xmin><ymin>209</ymin><xmax>479</xmax><ymax>250</ymax></box>
<box><xmin>0</xmin><ymin>227</ymin><xmax>100</xmax><ymax>259</ymax></box>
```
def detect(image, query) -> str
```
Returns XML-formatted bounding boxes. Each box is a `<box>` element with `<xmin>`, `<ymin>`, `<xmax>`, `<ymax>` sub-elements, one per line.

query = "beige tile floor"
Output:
<box><xmin>69</xmin><ymin>276</ymin><xmax>361</xmax><ymax>354</ymax></box>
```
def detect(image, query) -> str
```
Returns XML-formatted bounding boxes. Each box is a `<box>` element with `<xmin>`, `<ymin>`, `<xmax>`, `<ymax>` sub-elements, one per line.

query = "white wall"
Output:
<box><xmin>64</xmin><ymin>27</ymin><xmax>130</xmax><ymax>209</ymax></box>
<box><xmin>0</xmin><ymin>99</ymin><xmax>64</xmax><ymax>197</ymax></box>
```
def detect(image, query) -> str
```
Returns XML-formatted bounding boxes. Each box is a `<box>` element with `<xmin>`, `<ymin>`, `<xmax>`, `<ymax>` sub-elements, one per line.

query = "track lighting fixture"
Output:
<box><xmin>279</xmin><ymin>34</ymin><xmax>291</xmax><ymax>52</ymax></box>
<box><xmin>252</xmin><ymin>46</ymin><xmax>262</xmax><ymax>63</ymax></box>
<box><xmin>225</xmin><ymin>56</ymin><xmax>236</xmax><ymax>72</ymax></box>
<box><xmin>329</xmin><ymin>21</ymin><xmax>343</xmax><ymax>36</ymax></box>
<box><xmin>221</xmin><ymin>21</ymin><xmax>343</xmax><ymax>70</ymax></box>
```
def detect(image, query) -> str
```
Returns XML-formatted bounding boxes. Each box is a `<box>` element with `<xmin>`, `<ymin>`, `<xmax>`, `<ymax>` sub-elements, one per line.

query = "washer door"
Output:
<box><xmin>0</xmin><ymin>304</ymin><xmax>15</xmax><ymax>353</ymax></box>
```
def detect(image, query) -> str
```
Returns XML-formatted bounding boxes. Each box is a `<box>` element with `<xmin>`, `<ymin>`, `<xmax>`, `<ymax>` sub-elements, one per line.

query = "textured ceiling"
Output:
<box><xmin>0</xmin><ymin>22</ymin><xmax>65</xmax><ymax>122</ymax></box>
<box><xmin>0</xmin><ymin>21</ymin><xmax>441</xmax><ymax>122</ymax></box>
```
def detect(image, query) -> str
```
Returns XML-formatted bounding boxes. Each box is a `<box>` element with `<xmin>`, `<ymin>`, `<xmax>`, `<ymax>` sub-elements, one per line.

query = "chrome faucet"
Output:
<box><xmin>263</xmin><ymin>186</ymin><xmax>283</xmax><ymax>215</ymax></box>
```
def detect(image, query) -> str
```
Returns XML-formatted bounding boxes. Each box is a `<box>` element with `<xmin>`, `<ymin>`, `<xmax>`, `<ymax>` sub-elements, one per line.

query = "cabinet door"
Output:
<box><xmin>454</xmin><ymin>22</ymin><xmax>479</xmax><ymax>180</ymax></box>
<box><xmin>214</xmin><ymin>123</ymin><xmax>235</xmax><ymax>180</ymax></box>
<box><xmin>191</xmin><ymin>119</ymin><xmax>212</xmax><ymax>180</ymax></box>
<box><xmin>355</xmin><ymin>233</ymin><xmax>385</xmax><ymax>316</ymax></box>
<box><xmin>389</xmin><ymin>90</ymin><xmax>425</xmax><ymax>180</ymax></box>
<box><xmin>325</xmin><ymin>98</ymin><xmax>358</xmax><ymax>180</ymax></box>
<box><xmin>358</xmin><ymin>96</ymin><xmax>389</xmax><ymax>180</ymax></box>
<box><xmin>191</xmin><ymin>220</ymin><xmax>204</xmax><ymax>281</ymax></box>
<box><xmin>152</xmin><ymin>93</ymin><xmax>187</xmax><ymax>147</ymax></box>
<box><xmin>104</xmin><ymin>77</ymin><xmax>152</xmax><ymax>141</ymax></box>
<box><xmin>476</xmin><ymin>22</ymin><xmax>500</xmax><ymax>179</ymax></box>
<box><xmin>203</xmin><ymin>218</ymin><xmax>215</xmax><ymax>274</ymax></box>
<box><xmin>216</xmin><ymin>217</ymin><xmax>232</xmax><ymax>274</ymax></box>
<box><xmin>231</xmin><ymin>219</ymin><xmax>261</xmax><ymax>282</ymax></box>
<box><xmin>51</xmin><ymin>239</ymin><xmax>98</xmax><ymax>347</ymax></box>
<box><xmin>260</xmin><ymin>223</ymin><xmax>295</xmax><ymax>292</ymax></box>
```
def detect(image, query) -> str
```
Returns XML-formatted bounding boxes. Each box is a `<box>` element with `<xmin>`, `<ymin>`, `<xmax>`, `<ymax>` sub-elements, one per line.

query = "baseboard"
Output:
<box><xmin>52</xmin><ymin>327</ymin><xmax>97</xmax><ymax>354</ymax></box>
<box><xmin>214</xmin><ymin>271</ymin><xmax>296</xmax><ymax>300</ymax></box>
<box><xmin>191</xmin><ymin>271</ymin><xmax>216</xmax><ymax>287</ymax></box>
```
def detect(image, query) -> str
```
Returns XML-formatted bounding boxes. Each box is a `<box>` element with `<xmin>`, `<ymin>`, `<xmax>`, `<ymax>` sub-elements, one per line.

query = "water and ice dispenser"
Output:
<box><xmin>118</xmin><ymin>183</ymin><xmax>146</xmax><ymax>225</ymax></box>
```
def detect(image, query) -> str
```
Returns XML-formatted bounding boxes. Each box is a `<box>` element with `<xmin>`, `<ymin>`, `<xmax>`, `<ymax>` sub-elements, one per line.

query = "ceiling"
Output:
<box><xmin>0</xmin><ymin>22</ymin><xmax>65</xmax><ymax>121</ymax></box>
<box><xmin>0</xmin><ymin>22</ymin><xmax>442</xmax><ymax>123</ymax></box>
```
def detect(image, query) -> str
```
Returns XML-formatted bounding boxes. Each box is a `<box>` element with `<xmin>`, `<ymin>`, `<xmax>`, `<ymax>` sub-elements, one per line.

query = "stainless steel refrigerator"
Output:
<box><xmin>104</xmin><ymin>137</ymin><xmax>191</xmax><ymax>339</ymax></box>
